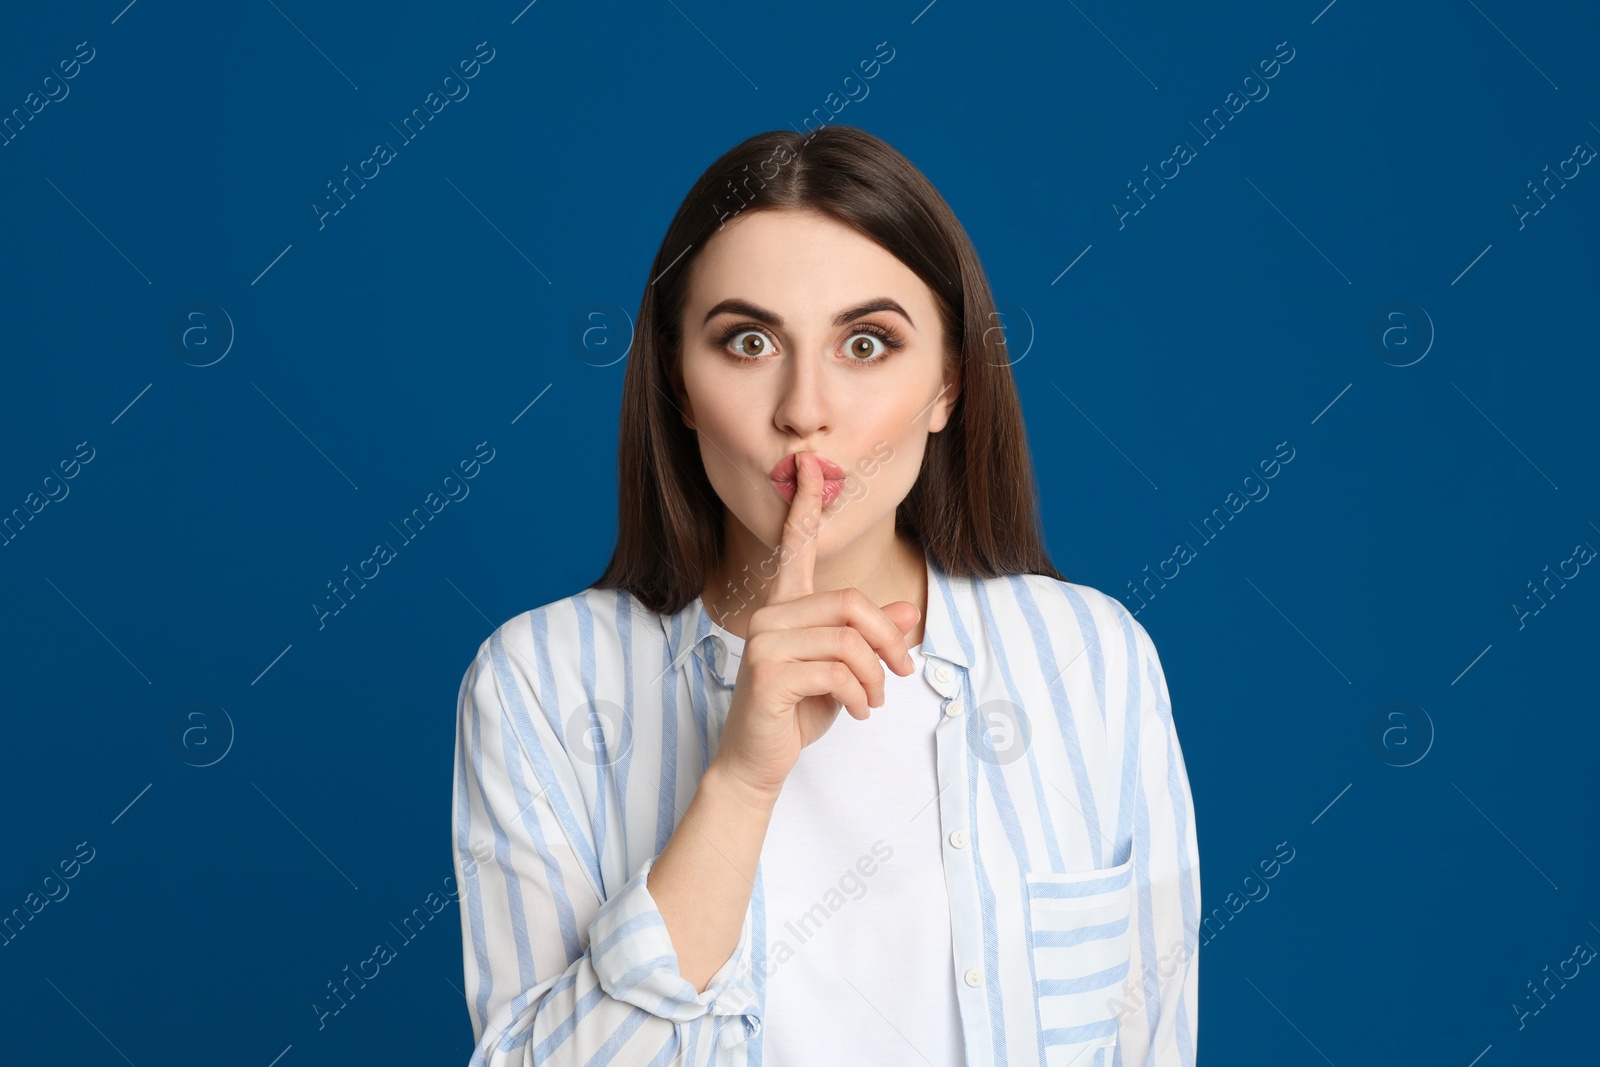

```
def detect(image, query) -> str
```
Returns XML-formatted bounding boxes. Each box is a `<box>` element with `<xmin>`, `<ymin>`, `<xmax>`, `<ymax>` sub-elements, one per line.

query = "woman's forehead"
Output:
<box><xmin>687</xmin><ymin>212</ymin><xmax>933</xmax><ymax>320</ymax></box>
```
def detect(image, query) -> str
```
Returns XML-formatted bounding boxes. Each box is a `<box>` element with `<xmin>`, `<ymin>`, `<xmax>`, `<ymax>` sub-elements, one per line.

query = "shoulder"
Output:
<box><xmin>460</xmin><ymin>585</ymin><xmax>647</xmax><ymax>691</ymax></box>
<box><xmin>973</xmin><ymin>571</ymin><xmax>1165</xmax><ymax>685</ymax></box>
<box><xmin>454</xmin><ymin>587</ymin><xmax>655</xmax><ymax>759</ymax></box>
<box><xmin>1001</xmin><ymin>575</ymin><xmax>1177</xmax><ymax>753</ymax></box>
<box><xmin>992</xmin><ymin>571</ymin><xmax>1152</xmax><ymax>645</ymax></box>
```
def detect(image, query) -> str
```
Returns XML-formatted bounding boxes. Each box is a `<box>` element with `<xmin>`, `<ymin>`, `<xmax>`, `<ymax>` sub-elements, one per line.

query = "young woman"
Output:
<box><xmin>453</xmin><ymin>124</ymin><xmax>1199</xmax><ymax>1067</ymax></box>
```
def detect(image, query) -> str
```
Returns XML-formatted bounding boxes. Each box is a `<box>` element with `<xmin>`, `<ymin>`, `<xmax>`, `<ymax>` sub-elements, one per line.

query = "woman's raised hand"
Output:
<box><xmin>709</xmin><ymin>450</ymin><xmax>922</xmax><ymax>807</ymax></box>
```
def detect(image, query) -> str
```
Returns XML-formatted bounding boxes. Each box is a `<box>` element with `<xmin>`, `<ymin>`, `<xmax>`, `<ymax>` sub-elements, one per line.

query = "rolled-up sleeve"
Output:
<box><xmin>1117</xmin><ymin>613</ymin><xmax>1200</xmax><ymax>1066</ymax></box>
<box><xmin>452</xmin><ymin>631</ymin><xmax>762</xmax><ymax>1066</ymax></box>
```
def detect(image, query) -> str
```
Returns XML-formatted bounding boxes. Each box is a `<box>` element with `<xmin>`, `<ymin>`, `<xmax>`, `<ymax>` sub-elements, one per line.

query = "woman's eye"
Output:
<box><xmin>845</xmin><ymin>332</ymin><xmax>889</xmax><ymax>361</ymax></box>
<box><xmin>728</xmin><ymin>330</ymin><xmax>769</xmax><ymax>357</ymax></box>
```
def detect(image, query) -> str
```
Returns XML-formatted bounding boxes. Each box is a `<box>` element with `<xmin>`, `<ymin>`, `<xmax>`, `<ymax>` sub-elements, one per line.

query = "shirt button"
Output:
<box><xmin>964</xmin><ymin>967</ymin><xmax>983</xmax><ymax>987</ymax></box>
<box><xmin>949</xmin><ymin>828</ymin><xmax>968</xmax><ymax>849</ymax></box>
<box><xmin>934</xmin><ymin>665</ymin><xmax>954</xmax><ymax>686</ymax></box>
<box><xmin>944</xmin><ymin>697</ymin><xmax>964</xmax><ymax>718</ymax></box>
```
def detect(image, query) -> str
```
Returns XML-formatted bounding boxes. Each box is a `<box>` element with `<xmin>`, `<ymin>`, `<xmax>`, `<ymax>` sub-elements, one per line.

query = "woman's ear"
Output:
<box><xmin>669</xmin><ymin>360</ymin><xmax>696</xmax><ymax>430</ymax></box>
<box><xmin>929</xmin><ymin>369</ymin><xmax>960</xmax><ymax>433</ymax></box>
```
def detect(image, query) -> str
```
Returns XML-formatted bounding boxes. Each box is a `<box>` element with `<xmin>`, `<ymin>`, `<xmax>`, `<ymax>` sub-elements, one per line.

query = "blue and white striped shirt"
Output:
<box><xmin>452</xmin><ymin>551</ymin><xmax>1200</xmax><ymax>1066</ymax></box>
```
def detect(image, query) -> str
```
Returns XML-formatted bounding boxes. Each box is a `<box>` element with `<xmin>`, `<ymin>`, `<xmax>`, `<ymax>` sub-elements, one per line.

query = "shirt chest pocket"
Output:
<box><xmin>1025</xmin><ymin>855</ymin><xmax>1134</xmax><ymax>1067</ymax></box>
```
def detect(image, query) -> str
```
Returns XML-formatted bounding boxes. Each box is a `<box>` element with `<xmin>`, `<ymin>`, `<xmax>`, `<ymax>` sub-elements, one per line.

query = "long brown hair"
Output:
<box><xmin>593</xmin><ymin>124</ymin><xmax>1064</xmax><ymax>615</ymax></box>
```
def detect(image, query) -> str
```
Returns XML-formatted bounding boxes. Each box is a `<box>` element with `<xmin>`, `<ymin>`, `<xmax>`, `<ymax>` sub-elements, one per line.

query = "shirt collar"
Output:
<box><xmin>660</xmin><ymin>546</ymin><xmax>974</xmax><ymax>686</ymax></box>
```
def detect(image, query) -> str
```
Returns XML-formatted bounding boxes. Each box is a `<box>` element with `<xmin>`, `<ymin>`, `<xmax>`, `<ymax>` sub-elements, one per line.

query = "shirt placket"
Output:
<box><xmin>925</xmin><ymin>652</ymin><xmax>994</xmax><ymax>1067</ymax></box>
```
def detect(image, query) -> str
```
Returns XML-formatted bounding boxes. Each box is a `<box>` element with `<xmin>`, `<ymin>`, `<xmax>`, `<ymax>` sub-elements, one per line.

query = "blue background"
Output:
<box><xmin>2</xmin><ymin>0</ymin><xmax>1596</xmax><ymax>1063</ymax></box>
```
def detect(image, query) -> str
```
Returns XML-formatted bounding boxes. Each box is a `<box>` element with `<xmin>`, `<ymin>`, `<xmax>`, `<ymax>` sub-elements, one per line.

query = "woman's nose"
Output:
<box><xmin>772</xmin><ymin>344</ymin><xmax>833</xmax><ymax>435</ymax></box>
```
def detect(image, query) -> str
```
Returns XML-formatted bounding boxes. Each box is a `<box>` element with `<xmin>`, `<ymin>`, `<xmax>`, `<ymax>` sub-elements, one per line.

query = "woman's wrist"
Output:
<box><xmin>704</xmin><ymin>757</ymin><xmax>783</xmax><ymax>816</ymax></box>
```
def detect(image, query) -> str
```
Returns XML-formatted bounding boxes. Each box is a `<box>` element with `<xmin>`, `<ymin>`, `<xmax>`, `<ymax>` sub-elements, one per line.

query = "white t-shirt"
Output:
<box><xmin>711</xmin><ymin>625</ymin><xmax>966</xmax><ymax>1066</ymax></box>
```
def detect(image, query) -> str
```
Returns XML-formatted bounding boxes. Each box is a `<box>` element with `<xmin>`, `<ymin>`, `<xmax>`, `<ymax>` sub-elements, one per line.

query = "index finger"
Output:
<box><xmin>770</xmin><ymin>450</ymin><xmax>823</xmax><ymax>605</ymax></box>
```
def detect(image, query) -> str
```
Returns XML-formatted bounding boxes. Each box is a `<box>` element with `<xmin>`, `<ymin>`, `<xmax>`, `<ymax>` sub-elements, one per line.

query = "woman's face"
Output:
<box><xmin>674</xmin><ymin>208</ymin><xmax>958</xmax><ymax>559</ymax></box>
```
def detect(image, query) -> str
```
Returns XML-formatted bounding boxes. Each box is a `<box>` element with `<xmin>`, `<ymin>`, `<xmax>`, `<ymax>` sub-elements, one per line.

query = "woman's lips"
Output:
<box><xmin>769</xmin><ymin>452</ymin><xmax>847</xmax><ymax>508</ymax></box>
<box><xmin>772</xmin><ymin>477</ymin><xmax>844</xmax><ymax>508</ymax></box>
<box><xmin>768</xmin><ymin>451</ymin><xmax>847</xmax><ymax>483</ymax></box>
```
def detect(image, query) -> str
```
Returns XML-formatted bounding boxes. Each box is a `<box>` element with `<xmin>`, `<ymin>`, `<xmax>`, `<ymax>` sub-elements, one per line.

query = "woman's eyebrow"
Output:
<box><xmin>701</xmin><ymin>297</ymin><xmax>916</xmax><ymax>332</ymax></box>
